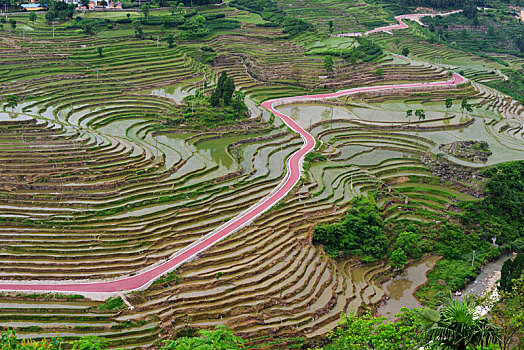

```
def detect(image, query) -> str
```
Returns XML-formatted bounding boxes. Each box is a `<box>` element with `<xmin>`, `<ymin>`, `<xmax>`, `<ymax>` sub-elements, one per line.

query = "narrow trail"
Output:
<box><xmin>333</xmin><ymin>10</ymin><xmax>462</xmax><ymax>37</ymax></box>
<box><xmin>0</xmin><ymin>72</ymin><xmax>466</xmax><ymax>296</ymax></box>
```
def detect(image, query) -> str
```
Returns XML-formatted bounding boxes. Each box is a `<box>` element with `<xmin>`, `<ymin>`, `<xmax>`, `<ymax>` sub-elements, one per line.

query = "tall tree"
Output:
<box><xmin>328</xmin><ymin>20</ymin><xmax>334</xmax><ymax>34</ymax></box>
<box><xmin>445</xmin><ymin>97</ymin><xmax>452</xmax><ymax>113</ymax></box>
<box><xmin>29</xmin><ymin>11</ymin><xmax>36</xmax><ymax>29</ymax></box>
<box><xmin>324</xmin><ymin>55</ymin><xmax>334</xmax><ymax>72</ymax></box>
<box><xmin>142</xmin><ymin>4</ymin><xmax>150</xmax><ymax>18</ymax></box>
<box><xmin>405</xmin><ymin>109</ymin><xmax>413</xmax><ymax>123</ymax></box>
<box><xmin>390</xmin><ymin>248</ymin><xmax>407</xmax><ymax>270</ymax></box>
<box><xmin>166</xmin><ymin>34</ymin><xmax>174</xmax><ymax>48</ymax></box>
<box><xmin>6</xmin><ymin>94</ymin><xmax>19</xmax><ymax>113</ymax></box>
<box><xmin>415</xmin><ymin>109</ymin><xmax>425</xmax><ymax>122</ymax></box>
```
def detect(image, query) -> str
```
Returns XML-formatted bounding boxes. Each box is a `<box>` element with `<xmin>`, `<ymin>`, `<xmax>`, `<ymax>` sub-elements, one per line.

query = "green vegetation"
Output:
<box><xmin>231</xmin><ymin>0</ymin><xmax>312</xmax><ymax>36</ymax></box>
<box><xmin>500</xmin><ymin>253</ymin><xmax>524</xmax><ymax>293</ymax></box>
<box><xmin>161</xmin><ymin>325</ymin><xmax>244</xmax><ymax>349</ymax></box>
<box><xmin>45</xmin><ymin>0</ymin><xmax>76</xmax><ymax>22</ymax></box>
<box><xmin>313</xmin><ymin>196</ymin><xmax>387</xmax><ymax>262</ymax></box>
<box><xmin>97</xmin><ymin>296</ymin><xmax>125</xmax><ymax>311</ymax></box>
<box><xmin>416</xmin><ymin>295</ymin><xmax>501</xmax><ymax>350</ymax></box>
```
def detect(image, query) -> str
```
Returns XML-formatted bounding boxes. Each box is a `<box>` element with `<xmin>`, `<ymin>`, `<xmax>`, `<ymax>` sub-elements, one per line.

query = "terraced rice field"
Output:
<box><xmin>1</xmin><ymin>7</ymin><xmax>524</xmax><ymax>349</ymax></box>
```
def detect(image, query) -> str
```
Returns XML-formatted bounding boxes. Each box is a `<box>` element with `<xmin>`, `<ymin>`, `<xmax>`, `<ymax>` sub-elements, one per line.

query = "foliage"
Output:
<box><xmin>180</xmin><ymin>74</ymin><xmax>248</xmax><ymax>127</ymax></box>
<box><xmin>166</xmin><ymin>34</ymin><xmax>175</xmax><ymax>48</ymax></box>
<box><xmin>178</xmin><ymin>15</ymin><xmax>210</xmax><ymax>39</ymax></box>
<box><xmin>320</xmin><ymin>309</ymin><xmax>423</xmax><ymax>349</ymax></box>
<box><xmin>98</xmin><ymin>296</ymin><xmax>125</xmax><ymax>311</ymax></box>
<box><xmin>0</xmin><ymin>328</ymin><xmax>63</xmax><ymax>350</ymax></box>
<box><xmin>210</xmin><ymin>72</ymin><xmax>236</xmax><ymax>107</ymax></box>
<box><xmin>415</xmin><ymin>108</ymin><xmax>426</xmax><ymax>121</ymax></box>
<box><xmin>323</xmin><ymin>55</ymin><xmax>334</xmax><ymax>73</ymax></box>
<box><xmin>445</xmin><ymin>97</ymin><xmax>453</xmax><ymax>111</ymax></box>
<box><xmin>313</xmin><ymin>196</ymin><xmax>387</xmax><ymax>262</ymax></box>
<box><xmin>161</xmin><ymin>325</ymin><xmax>244</xmax><ymax>349</ymax></box>
<box><xmin>231</xmin><ymin>0</ymin><xmax>312</xmax><ymax>36</ymax></box>
<box><xmin>6</xmin><ymin>94</ymin><xmax>19</xmax><ymax>112</ymax></box>
<box><xmin>390</xmin><ymin>248</ymin><xmax>407</xmax><ymax>270</ymax></box>
<box><xmin>491</xmin><ymin>276</ymin><xmax>524</xmax><ymax>350</ymax></box>
<box><xmin>394</xmin><ymin>231</ymin><xmax>422</xmax><ymax>259</ymax></box>
<box><xmin>45</xmin><ymin>0</ymin><xmax>76</xmax><ymax>23</ymax></box>
<box><xmin>303</xmin><ymin>151</ymin><xmax>327</xmax><ymax>170</ymax></box>
<box><xmin>460</xmin><ymin>161</ymin><xmax>524</xmax><ymax>247</ymax></box>
<box><xmin>416</xmin><ymin>295</ymin><xmax>500</xmax><ymax>350</ymax></box>
<box><xmin>483</xmin><ymin>161</ymin><xmax>524</xmax><ymax>223</ymax></box>
<box><xmin>401</xmin><ymin>47</ymin><xmax>410</xmax><ymax>57</ymax></box>
<box><xmin>499</xmin><ymin>253</ymin><xmax>524</xmax><ymax>293</ymax></box>
<box><xmin>70</xmin><ymin>336</ymin><xmax>108</xmax><ymax>350</ymax></box>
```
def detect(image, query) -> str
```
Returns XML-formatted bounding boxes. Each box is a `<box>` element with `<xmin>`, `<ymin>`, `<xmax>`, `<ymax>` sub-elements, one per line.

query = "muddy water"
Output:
<box><xmin>377</xmin><ymin>255</ymin><xmax>439</xmax><ymax>319</ymax></box>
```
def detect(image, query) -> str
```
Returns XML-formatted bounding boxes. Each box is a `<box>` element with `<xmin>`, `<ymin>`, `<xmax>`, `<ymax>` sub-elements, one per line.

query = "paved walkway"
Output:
<box><xmin>333</xmin><ymin>10</ymin><xmax>462</xmax><ymax>37</ymax></box>
<box><xmin>0</xmin><ymin>73</ymin><xmax>466</xmax><ymax>296</ymax></box>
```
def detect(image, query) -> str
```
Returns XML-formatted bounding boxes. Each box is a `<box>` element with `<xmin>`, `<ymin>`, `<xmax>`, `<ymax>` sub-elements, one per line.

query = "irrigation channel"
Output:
<box><xmin>0</xmin><ymin>73</ymin><xmax>467</xmax><ymax>296</ymax></box>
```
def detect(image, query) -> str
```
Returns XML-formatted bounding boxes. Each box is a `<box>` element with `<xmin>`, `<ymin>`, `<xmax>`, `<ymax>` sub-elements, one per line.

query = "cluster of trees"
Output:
<box><xmin>313</xmin><ymin>196</ymin><xmax>388</xmax><ymax>262</ymax></box>
<box><xmin>176</xmin><ymin>72</ymin><xmax>247</xmax><ymax>126</ymax></box>
<box><xmin>500</xmin><ymin>253</ymin><xmax>523</xmax><ymax>293</ymax></box>
<box><xmin>45</xmin><ymin>0</ymin><xmax>76</xmax><ymax>23</ymax></box>
<box><xmin>210</xmin><ymin>72</ymin><xmax>236</xmax><ymax>107</ymax></box>
<box><xmin>232</xmin><ymin>0</ymin><xmax>312</xmax><ymax>36</ymax></box>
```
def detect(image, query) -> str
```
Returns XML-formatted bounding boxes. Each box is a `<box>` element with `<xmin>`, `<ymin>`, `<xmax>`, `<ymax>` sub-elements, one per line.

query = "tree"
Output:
<box><xmin>169</xmin><ymin>4</ymin><xmax>177</xmax><ymax>15</ymax></box>
<box><xmin>166</xmin><ymin>33</ymin><xmax>174</xmax><ymax>48</ymax></box>
<box><xmin>6</xmin><ymin>94</ymin><xmax>19</xmax><ymax>113</ymax></box>
<box><xmin>100</xmin><ymin>0</ymin><xmax>107</xmax><ymax>6</ymax></box>
<box><xmin>461</xmin><ymin>98</ymin><xmax>473</xmax><ymax>116</ymax></box>
<box><xmin>210</xmin><ymin>71</ymin><xmax>236</xmax><ymax>107</ymax></box>
<box><xmin>313</xmin><ymin>196</ymin><xmax>387</xmax><ymax>262</ymax></box>
<box><xmin>401</xmin><ymin>47</ymin><xmax>410</xmax><ymax>57</ymax></box>
<box><xmin>127</xmin><ymin>13</ymin><xmax>131</xmax><ymax>19</ymax></box>
<box><xmin>29</xmin><ymin>11</ymin><xmax>37</xmax><ymax>29</ymax></box>
<box><xmin>415</xmin><ymin>108</ymin><xmax>425</xmax><ymax>122</ymax></box>
<box><xmin>142</xmin><ymin>4</ymin><xmax>150</xmax><ymax>18</ymax></box>
<box><xmin>390</xmin><ymin>248</ymin><xmax>407</xmax><ymax>270</ymax></box>
<box><xmin>177</xmin><ymin>2</ymin><xmax>184</xmax><ymax>14</ymax></box>
<box><xmin>395</xmin><ymin>231</ymin><xmax>421</xmax><ymax>259</ymax></box>
<box><xmin>133</xmin><ymin>20</ymin><xmax>143</xmax><ymax>38</ymax></box>
<box><xmin>9</xmin><ymin>18</ymin><xmax>16</xmax><ymax>30</ymax></box>
<box><xmin>416</xmin><ymin>295</ymin><xmax>500</xmax><ymax>350</ymax></box>
<box><xmin>500</xmin><ymin>253</ymin><xmax>524</xmax><ymax>293</ymax></box>
<box><xmin>328</xmin><ymin>20</ymin><xmax>333</xmax><ymax>34</ymax></box>
<box><xmin>97</xmin><ymin>47</ymin><xmax>103</xmax><ymax>57</ymax></box>
<box><xmin>70</xmin><ymin>335</ymin><xmax>109</xmax><ymax>350</ymax></box>
<box><xmin>81</xmin><ymin>0</ymin><xmax>90</xmax><ymax>8</ymax></box>
<box><xmin>161</xmin><ymin>325</ymin><xmax>244</xmax><ymax>349</ymax></box>
<box><xmin>445</xmin><ymin>97</ymin><xmax>452</xmax><ymax>113</ymax></box>
<box><xmin>491</xmin><ymin>276</ymin><xmax>524</xmax><ymax>350</ymax></box>
<box><xmin>405</xmin><ymin>109</ymin><xmax>413</xmax><ymax>123</ymax></box>
<box><xmin>324</xmin><ymin>55</ymin><xmax>334</xmax><ymax>73</ymax></box>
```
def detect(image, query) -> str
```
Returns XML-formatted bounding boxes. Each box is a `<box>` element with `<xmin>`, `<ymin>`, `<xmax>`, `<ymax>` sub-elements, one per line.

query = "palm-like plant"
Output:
<box><xmin>416</xmin><ymin>295</ymin><xmax>500</xmax><ymax>350</ymax></box>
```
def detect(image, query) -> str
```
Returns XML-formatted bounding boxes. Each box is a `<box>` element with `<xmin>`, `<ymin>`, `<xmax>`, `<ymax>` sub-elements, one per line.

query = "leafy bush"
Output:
<box><xmin>313</xmin><ymin>196</ymin><xmax>387</xmax><ymax>262</ymax></box>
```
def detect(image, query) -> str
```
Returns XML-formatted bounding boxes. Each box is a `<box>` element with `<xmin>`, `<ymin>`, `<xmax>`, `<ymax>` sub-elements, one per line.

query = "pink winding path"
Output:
<box><xmin>0</xmin><ymin>73</ymin><xmax>466</xmax><ymax>295</ymax></box>
<box><xmin>334</xmin><ymin>10</ymin><xmax>461</xmax><ymax>37</ymax></box>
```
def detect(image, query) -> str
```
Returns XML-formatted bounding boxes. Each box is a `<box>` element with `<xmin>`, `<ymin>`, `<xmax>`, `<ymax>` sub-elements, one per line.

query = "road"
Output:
<box><xmin>0</xmin><ymin>73</ymin><xmax>466</xmax><ymax>295</ymax></box>
<box><xmin>334</xmin><ymin>10</ymin><xmax>462</xmax><ymax>37</ymax></box>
